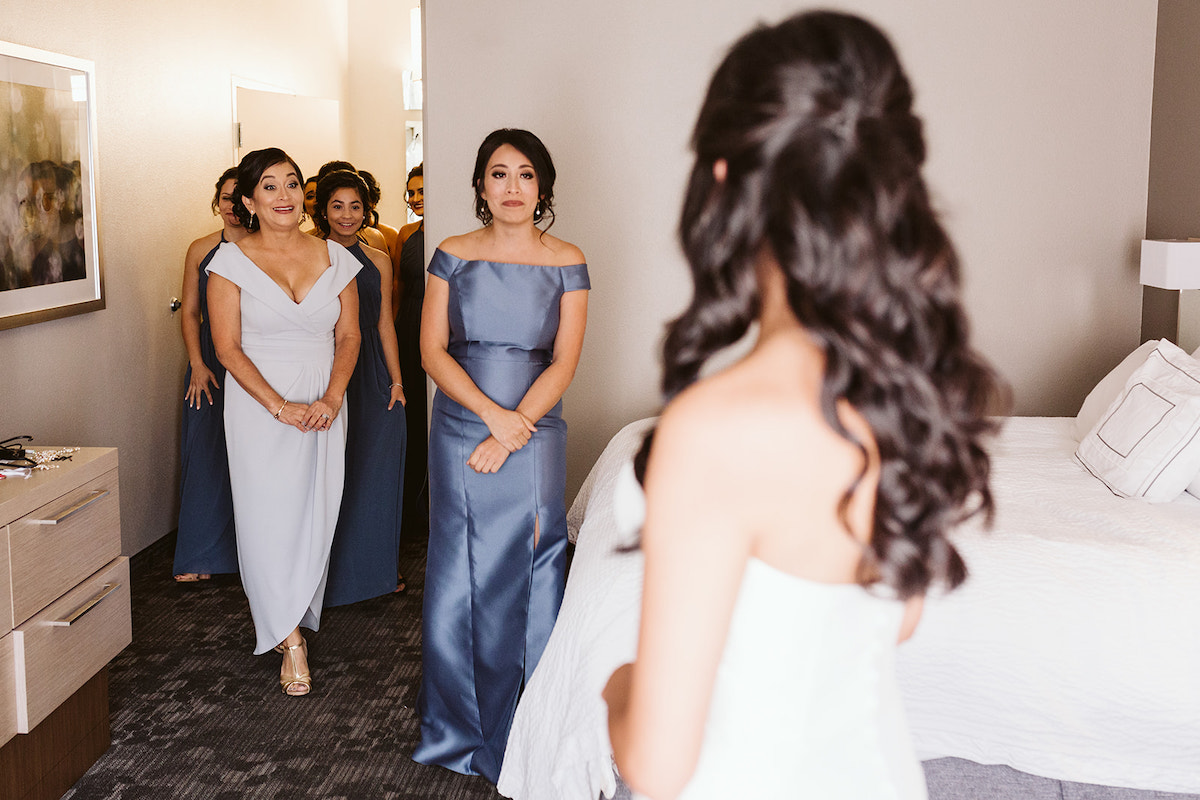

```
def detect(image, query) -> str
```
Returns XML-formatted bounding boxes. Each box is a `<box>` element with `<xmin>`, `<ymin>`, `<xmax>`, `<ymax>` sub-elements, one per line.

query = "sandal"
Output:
<box><xmin>395</xmin><ymin>574</ymin><xmax>407</xmax><ymax>594</ymax></box>
<box><xmin>174</xmin><ymin>573</ymin><xmax>211</xmax><ymax>582</ymax></box>
<box><xmin>280</xmin><ymin>638</ymin><xmax>311</xmax><ymax>696</ymax></box>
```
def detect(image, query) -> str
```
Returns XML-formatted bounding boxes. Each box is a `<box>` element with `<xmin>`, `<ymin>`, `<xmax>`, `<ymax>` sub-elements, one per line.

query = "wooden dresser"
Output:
<box><xmin>0</xmin><ymin>448</ymin><xmax>132</xmax><ymax>800</ymax></box>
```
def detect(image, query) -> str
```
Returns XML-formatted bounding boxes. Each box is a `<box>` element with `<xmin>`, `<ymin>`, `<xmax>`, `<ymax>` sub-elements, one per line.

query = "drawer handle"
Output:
<box><xmin>49</xmin><ymin>582</ymin><xmax>120</xmax><ymax>627</ymax></box>
<box><xmin>29</xmin><ymin>489</ymin><xmax>110</xmax><ymax>525</ymax></box>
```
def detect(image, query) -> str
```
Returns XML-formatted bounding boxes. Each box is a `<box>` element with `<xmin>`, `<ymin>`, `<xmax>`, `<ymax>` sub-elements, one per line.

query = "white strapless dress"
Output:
<box><xmin>616</xmin><ymin>467</ymin><xmax>928</xmax><ymax>800</ymax></box>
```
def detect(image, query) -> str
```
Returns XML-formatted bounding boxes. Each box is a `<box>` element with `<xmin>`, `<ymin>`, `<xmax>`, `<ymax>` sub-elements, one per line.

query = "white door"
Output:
<box><xmin>235</xmin><ymin>86</ymin><xmax>341</xmax><ymax>182</ymax></box>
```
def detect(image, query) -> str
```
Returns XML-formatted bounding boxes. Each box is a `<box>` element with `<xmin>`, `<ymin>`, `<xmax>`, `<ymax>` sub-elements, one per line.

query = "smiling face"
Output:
<box><xmin>304</xmin><ymin>178</ymin><xmax>318</xmax><ymax>217</ymax></box>
<box><xmin>243</xmin><ymin>161</ymin><xmax>302</xmax><ymax>230</ymax></box>
<box><xmin>406</xmin><ymin>174</ymin><xmax>424</xmax><ymax>218</ymax></box>
<box><xmin>324</xmin><ymin>186</ymin><xmax>366</xmax><ymax>245</ymax></box>
<box><xmin>217</xmin><ymin>178</ymin><xmax>241</xmax><ymax>229</ymax></box>
<box><xmin>478</xmin><ymin>144</ymin><xmax>539</xmax><ymax>225</ymax></box>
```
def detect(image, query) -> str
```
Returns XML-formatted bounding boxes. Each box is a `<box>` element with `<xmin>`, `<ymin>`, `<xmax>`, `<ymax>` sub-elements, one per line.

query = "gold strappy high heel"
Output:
<box><xmin>280</xmin><ymin>638</ymin><xmax>311</xmax><ymax>696</ymax></box>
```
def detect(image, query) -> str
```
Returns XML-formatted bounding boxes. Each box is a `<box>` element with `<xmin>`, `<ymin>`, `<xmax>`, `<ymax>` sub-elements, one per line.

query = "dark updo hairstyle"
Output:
<box><xmin>313</xmin><ymin>169</ymin><xmax>370</xmax><ymax>238</ymax></box>
<box><xmin>210</xmin><ymin>166</ymin><xmax>239</xmax><ymax>215</ymax></box>
<box><xmin>407</xmin><ymin>162</ymin><xmax>423</xmax><ymax>184</ymax></box>
<box><xmin>471</xmin><ymin>129</ymin><xmax>555</xmax><ymax>230</ymax></box>
<box><xmin>317</xmin><ymin>160</ymin><xmax>356</xmax><ymax>181</ymax></box>
<box><xmin>232</xmin><ymin>148</ymin><xmax>304</xmax><ymax>232</ymax></box>
<box><xmin>645</xmin><ymin>10</ymin><xmax>1003</xmax><ymax>599</ymax></box>
<box><xmin>357</xmin><ymin>169</ymin><xmax>382</xmax><ymax>226</ymax></box>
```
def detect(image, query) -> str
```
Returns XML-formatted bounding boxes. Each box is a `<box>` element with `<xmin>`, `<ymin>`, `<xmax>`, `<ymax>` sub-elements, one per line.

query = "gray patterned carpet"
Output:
<box><xmin>63</xmin><ymin>533</ymin><xmax>504</xmax><ymax>800</ymax></box>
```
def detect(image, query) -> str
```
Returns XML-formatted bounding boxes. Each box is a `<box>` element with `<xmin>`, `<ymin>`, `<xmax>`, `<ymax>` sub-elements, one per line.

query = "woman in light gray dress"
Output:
<box><xmin>208</xmin><ymin>147</ymin><xmax>361</xmax><ymax>696</ymax></box>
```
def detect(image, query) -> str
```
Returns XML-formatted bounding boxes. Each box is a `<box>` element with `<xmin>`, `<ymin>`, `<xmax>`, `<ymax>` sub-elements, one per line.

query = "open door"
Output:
<box><xmin>234</xmin><ymin>85</ymin><xmax>341</xmax><ymax>181</ymax></box>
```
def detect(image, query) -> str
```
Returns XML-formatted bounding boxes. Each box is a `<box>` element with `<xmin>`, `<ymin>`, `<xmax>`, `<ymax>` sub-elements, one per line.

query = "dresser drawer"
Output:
<box><xmin>0</xmin><ymin>632</ymin><xmax>15</xmax><ymax>747</ymax></box>
<box><xmin>13</xmin><ymin>557</ymin><xmax>131</xmax><ymax>732</ymax></box>
<box><xmin>8</xmin><ymin>468</ymin><xmax>120</xmax><ymax>628</ymax></box>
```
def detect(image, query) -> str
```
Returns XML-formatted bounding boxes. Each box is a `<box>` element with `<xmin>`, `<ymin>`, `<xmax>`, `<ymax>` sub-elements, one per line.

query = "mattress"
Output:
<box><xmin>896</xmin><ymin>416</ymin><xmax>1200</xmax><ymax>793</ymax></box>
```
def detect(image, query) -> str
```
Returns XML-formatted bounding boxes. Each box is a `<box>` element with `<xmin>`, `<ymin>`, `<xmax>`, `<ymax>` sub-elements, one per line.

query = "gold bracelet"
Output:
<box><xmin>274</xmin><ymin>400</ymin><xmax>287</xmax><ymax>419</ymax></box>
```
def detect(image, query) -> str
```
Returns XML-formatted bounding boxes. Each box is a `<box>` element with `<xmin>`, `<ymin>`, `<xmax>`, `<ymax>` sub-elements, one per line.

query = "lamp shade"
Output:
<box><xmin>1140</xmin><ymin>239</ymin><xmax>1200</xmax><ymax>290</ymax></box>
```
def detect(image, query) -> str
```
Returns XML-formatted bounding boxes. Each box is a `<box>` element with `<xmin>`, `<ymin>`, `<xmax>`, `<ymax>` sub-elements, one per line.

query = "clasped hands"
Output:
<box><xmin>275</xmin><ymin>396</ymin><xmax>341</xmax><ymax>433</ymax></box>
<box><xmin>469</xmin><ymin>407</ymin><xmax>537</xmax><ymax>474</ymax></box>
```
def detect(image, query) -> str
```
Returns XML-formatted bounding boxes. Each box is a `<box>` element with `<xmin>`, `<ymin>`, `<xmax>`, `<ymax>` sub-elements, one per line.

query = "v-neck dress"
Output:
<box><xmin>174</xmin><ymin>231</ymin><xmax>238</xmax><ymax>577</ymax></box>
<box><xmin>414</xmin><ymin>248</ymin><xmax>590</xmax><ymax>782</ymax></box>
<box><xmin>206</xmin><ymin>239</ymin><xmax>361</xmax><ymax>654</ymax></box>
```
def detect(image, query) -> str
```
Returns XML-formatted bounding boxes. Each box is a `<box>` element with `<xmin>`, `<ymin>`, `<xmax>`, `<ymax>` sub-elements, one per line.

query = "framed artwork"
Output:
<box><xmin>0</xmin><ymin>41</ymin><xmax>102</xmax><ymax>331</ymax></box>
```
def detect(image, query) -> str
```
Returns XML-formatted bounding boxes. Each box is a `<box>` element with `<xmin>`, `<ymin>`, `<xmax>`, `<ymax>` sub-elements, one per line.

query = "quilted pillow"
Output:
<box><xmin>1076</xmin><ymin>340</ymin><xmax>1200</xmax><ymax>502</ymax></box>
<box><xmin>1073</xmin><ymin>340</ymin><xmax>1159</xmax><ymax>441</ymax></box>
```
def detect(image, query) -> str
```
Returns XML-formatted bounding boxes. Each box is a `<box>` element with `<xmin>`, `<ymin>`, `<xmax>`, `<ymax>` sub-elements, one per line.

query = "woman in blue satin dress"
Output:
<box><xmin>174</xmin><ymin>167</ymin><xmax>247</xmax><ymax>582</ymax></box>
<box><xmin>414</xmin><ymin>129</ymin><xmax>589</xmax><ymax>782</ymax></box>
<box><xmin>314</xmin><ymin>169</ymin><xmax>408</xmax><ymax>607</ymax></box>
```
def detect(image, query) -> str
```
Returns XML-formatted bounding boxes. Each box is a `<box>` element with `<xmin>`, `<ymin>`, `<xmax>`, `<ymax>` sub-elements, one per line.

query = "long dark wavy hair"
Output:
<box><xmin>471</xmin><ymin>128</ymin><xmax>556</xmax><ymax>230</ymax></box>
<box><xmin>232</xmin><ymin>148</ymin><xmax>304</xmax><ymax>232</ymax></box>
<box><xmin>641</xmin><ymin>10</ymin><xmax>1002</xmax><ymax>599</ymax></box>
<box><xmin>313</xmin><ymin>169</ymin><xmax>370</xmax><ymax>238</ymax></box>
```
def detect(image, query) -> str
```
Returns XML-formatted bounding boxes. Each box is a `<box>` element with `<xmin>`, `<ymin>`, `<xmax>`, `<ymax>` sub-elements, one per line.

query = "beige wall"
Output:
<box><xmin>346</xmin><ymin>0</ymin><xmax>422</xmax><ymax>231</ymax></box>
<box><xmin>0</xmin><ymin>0</ymin><xmax>1166</xmax><ymax>554</ymax></box>
<box><xmin>425</xmin><ymin>0</ymin><xmax>1159</xmax><ymax>500</ymax></box>
<box><xmin>0</xmin><ymin>1</ymin><xmax>349</xmax><ymax>555</ymax></box>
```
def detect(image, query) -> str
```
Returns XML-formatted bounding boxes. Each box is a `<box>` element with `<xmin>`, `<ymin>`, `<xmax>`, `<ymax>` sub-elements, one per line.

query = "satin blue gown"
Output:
<box><xmin>414</xmin><ymin>248</ymin><xmax>590</xmax><ymax>781</ymax></box>
<box><xmin>325</xmin><ymin>242</ymin><xmax>407</xmax><ymax>607</ymax></box>
<box><xmin>174</xmin><ymin>233</ymin><xmax>238</xmax><ymax>576</ymax></box>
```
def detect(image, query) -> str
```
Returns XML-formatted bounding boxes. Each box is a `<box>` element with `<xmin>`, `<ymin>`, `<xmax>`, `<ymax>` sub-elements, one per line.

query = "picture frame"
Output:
<box><xmin>0</xmin><ymin>41</ymin><xmax>102</xmax><ymax>331</ymax></box>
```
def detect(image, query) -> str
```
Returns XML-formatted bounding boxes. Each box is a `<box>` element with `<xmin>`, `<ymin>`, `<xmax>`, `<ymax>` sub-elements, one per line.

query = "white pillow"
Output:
<box><xmin>1189</xmin><ymin>344</ymin><xmax>1200</xmax><ymax>498</ymax></box>
<box><xmin>1073</xmin><ymin>340</ymin><xmax>1160</xmax><ymax>441</ymax></box>
<box><xmin>1076</xmin><ymin>340</ymin><xmax>1200</xmax><ymax>502</ymax></box>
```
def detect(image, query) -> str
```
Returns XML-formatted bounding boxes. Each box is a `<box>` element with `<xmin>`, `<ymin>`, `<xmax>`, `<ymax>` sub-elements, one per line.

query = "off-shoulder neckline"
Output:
<box><xmin>434</xmin><ymin>247</ymin><xmax>585</xmax><ymax>269</ymax></box>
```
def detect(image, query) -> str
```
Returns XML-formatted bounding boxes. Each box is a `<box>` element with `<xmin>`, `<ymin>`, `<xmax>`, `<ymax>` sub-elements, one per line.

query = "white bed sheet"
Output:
<box><xmin>896</xmin><ymin>416</ymin><xmax>1200</xmax><ymax>793</ymax></box>
<box><xmin>498</xmin><ymin>416</ymin><xmax>1200</xmax><ymax>799</ymax></box>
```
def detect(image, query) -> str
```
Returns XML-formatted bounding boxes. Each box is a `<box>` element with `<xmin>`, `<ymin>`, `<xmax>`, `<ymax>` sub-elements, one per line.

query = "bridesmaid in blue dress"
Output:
<box><xmin>315</xmin><ymin>169</ymin><xmax>408</xmax><ymax>607</ymax></box>
<box><xmin>414</xmin><ymin>129</ymin><xmax>589</xmax><ymax>782</ymax></box>
<box><xmin>393</xmin><ymin>164</ymin><xmax>428</xmax><ymax>565</ymax></box>
<box><xmin>174</xmin><ymin>167</ymin><xmax>247</xmax><ymax>582</ymax></box>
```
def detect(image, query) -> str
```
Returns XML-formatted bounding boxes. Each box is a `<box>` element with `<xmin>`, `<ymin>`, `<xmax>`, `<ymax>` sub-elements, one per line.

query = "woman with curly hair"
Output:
<box><xmin>604</xmin><ymin>11</ymin><xmax>1001</xmax><ymax>800</ymax></box>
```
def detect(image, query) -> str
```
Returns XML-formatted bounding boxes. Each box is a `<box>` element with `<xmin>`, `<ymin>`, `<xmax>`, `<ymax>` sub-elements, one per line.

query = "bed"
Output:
<box><xmin>496</xmin><ymin>416</ymin><xmax>1200</xmax><ymax>800</ymax></box>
